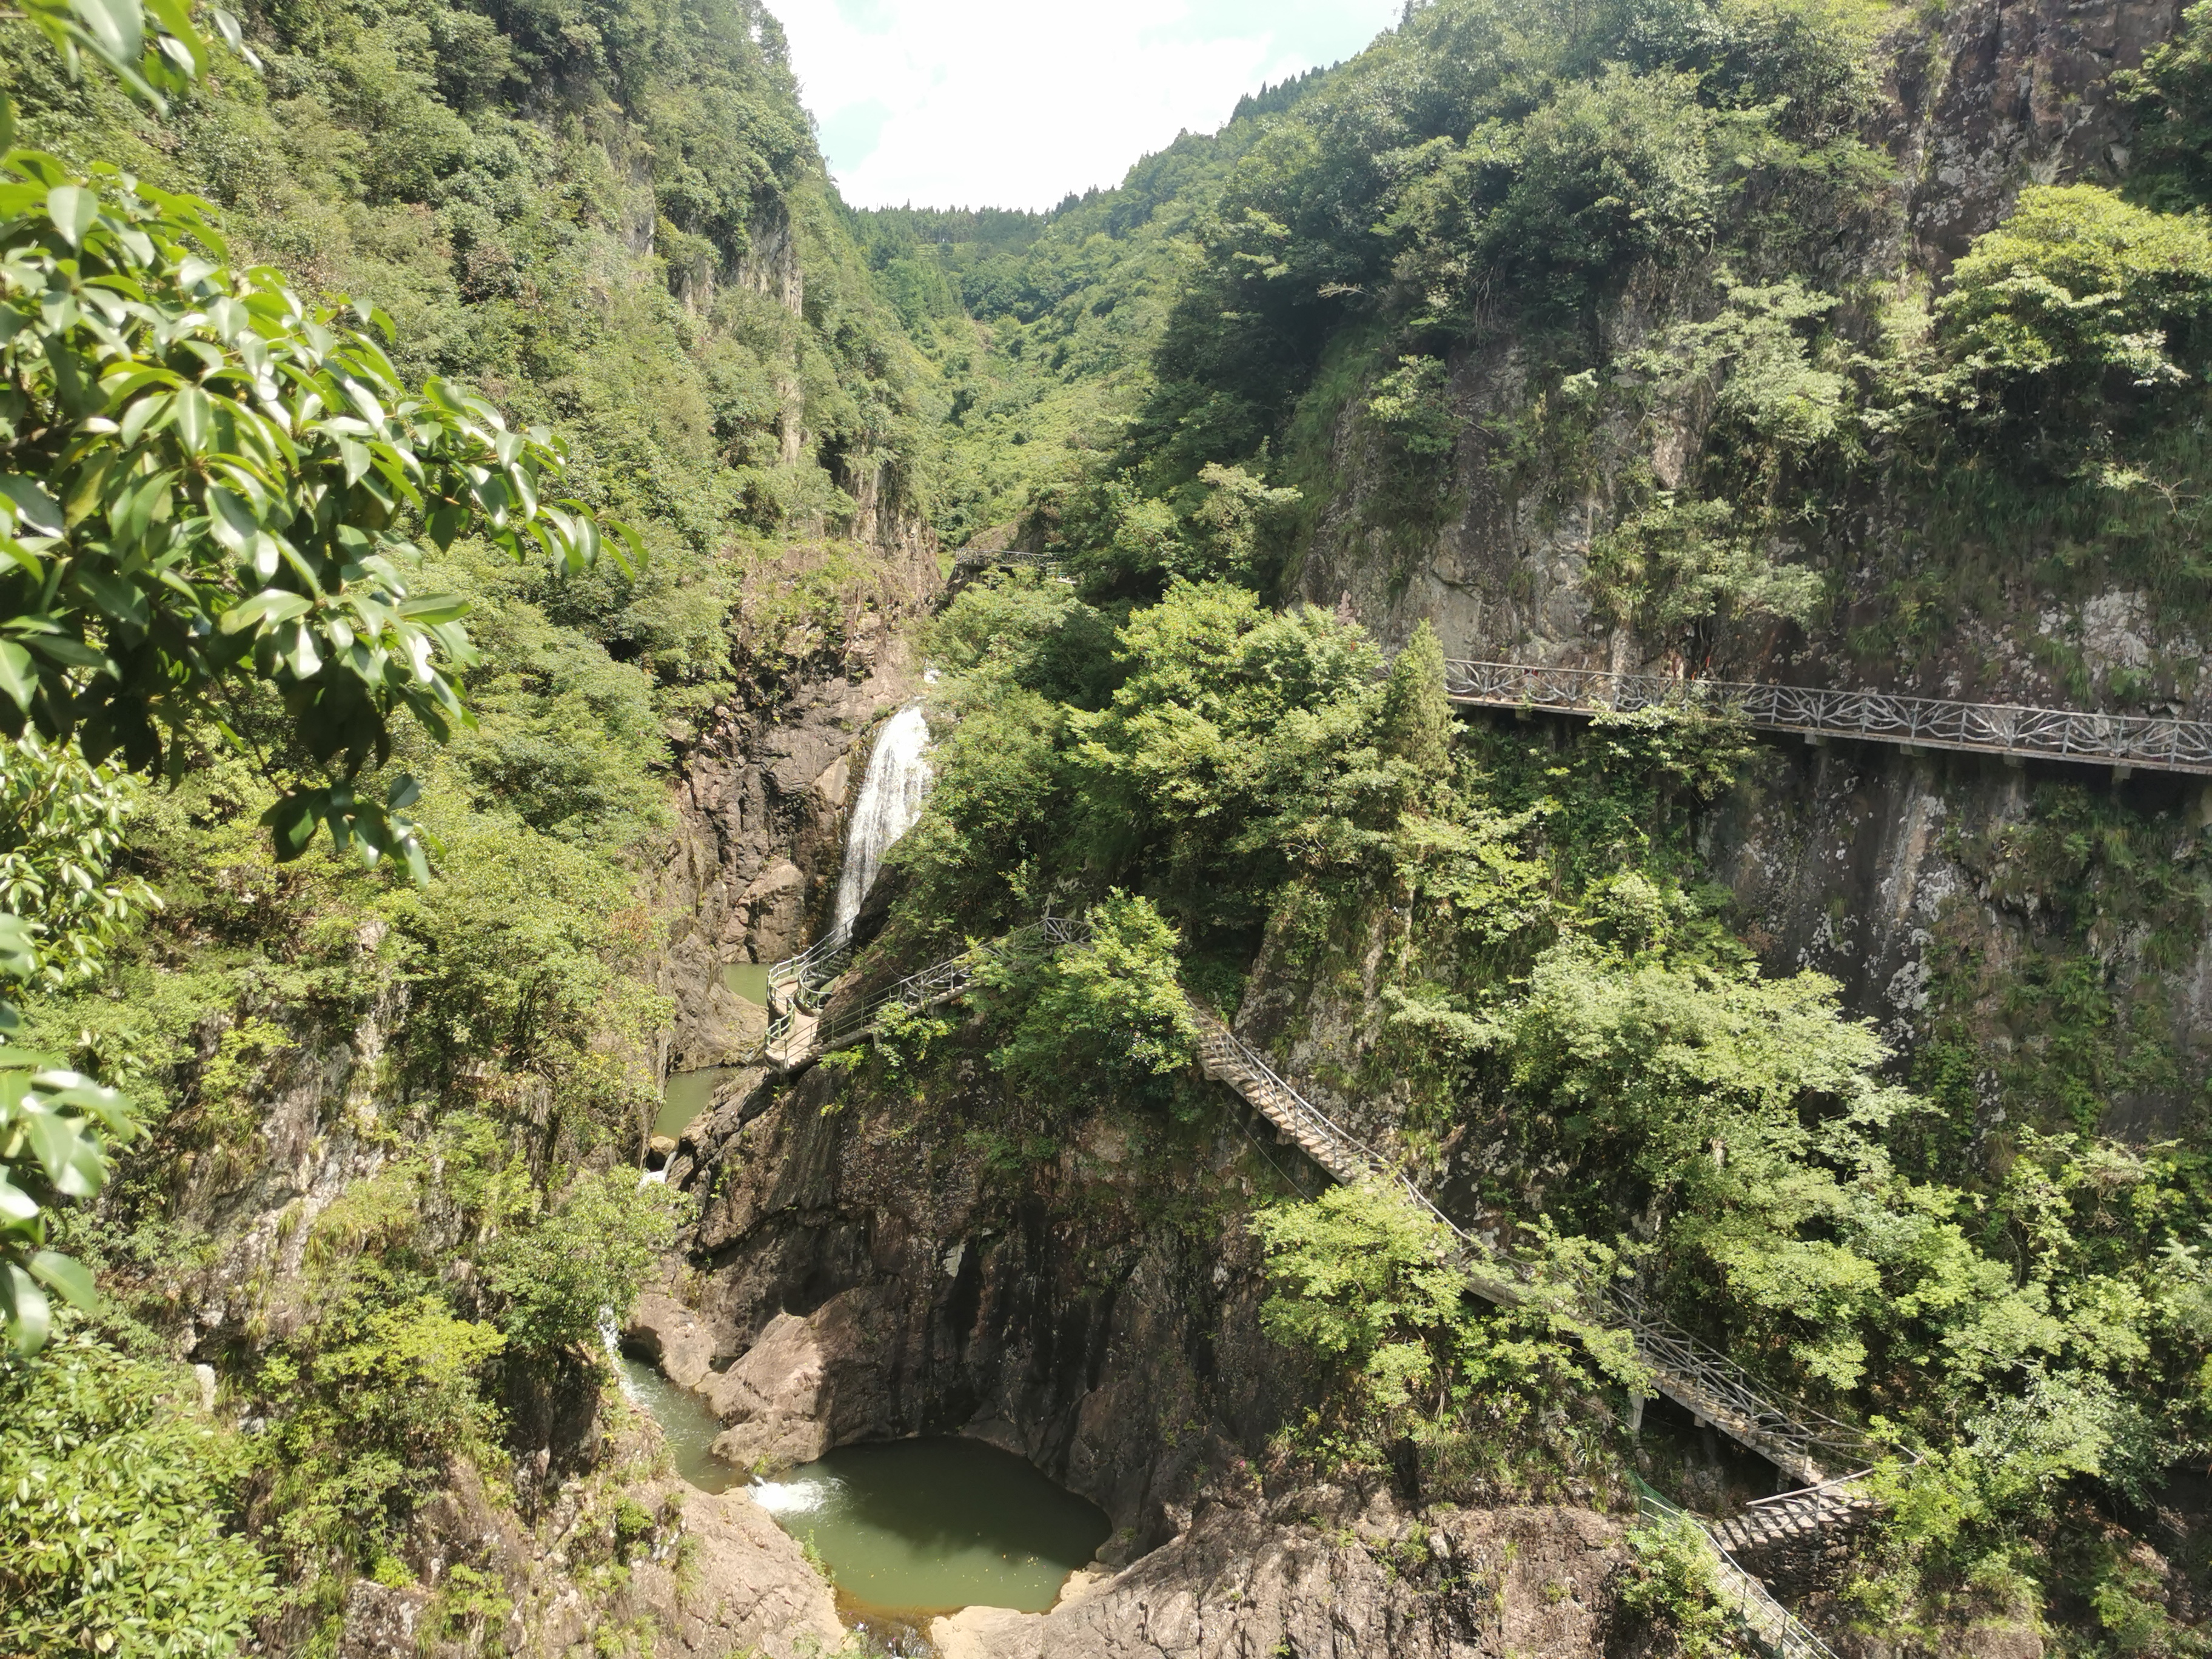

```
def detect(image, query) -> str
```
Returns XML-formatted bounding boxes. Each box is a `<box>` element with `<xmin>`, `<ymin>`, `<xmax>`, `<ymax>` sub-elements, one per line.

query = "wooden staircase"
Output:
<box><xmin>1193</xmin><ymin>1006</ymin><xmax>1872</xmax><ymax>1659</ymax></box>
<box><xmin>751</xmin><ymin>925</ymin><xmax>1877</xmax><ymax>1659</ymax></box>
<box><xmin>1712</xmin><ymin>1473</ymin><xmax>1879</xmax><ymax>1558</ymax></box>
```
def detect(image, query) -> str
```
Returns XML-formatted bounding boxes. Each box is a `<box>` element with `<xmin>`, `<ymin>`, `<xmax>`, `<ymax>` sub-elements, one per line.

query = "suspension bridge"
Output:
<box><xmin>1443</xmin><ymin>659</ymin><xmax>2212</xmax><ymax>777</ymax></box>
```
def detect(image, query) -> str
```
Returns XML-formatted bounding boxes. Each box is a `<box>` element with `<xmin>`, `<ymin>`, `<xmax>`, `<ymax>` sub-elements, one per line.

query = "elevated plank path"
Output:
<box><xmin>1195</xmin><ymin>1009</ymin><xmax>1868</xmax><ymax>1659</ymax></box>
<box><xmin>759</xmin><ymin>924</ymin><xmax>1876</xmax><ymax>1658</ymax></box>
<box><xmin>1444</xmin><ymin>659</ymin><xmax>2212</xmax><ymax>777</ymax></box>
<box><xmin>1196</xmin><ymin>1013</ymin><xmax>1869</xmax><ymax>1484</ymax></box>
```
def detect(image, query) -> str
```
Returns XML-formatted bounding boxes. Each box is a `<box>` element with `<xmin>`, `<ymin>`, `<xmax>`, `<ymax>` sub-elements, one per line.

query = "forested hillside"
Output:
<box><xmin>0</xmin><ymin>0</ymin><xmax>942</xmax><ymax>1646</ymax></box>
<box><xmin>839</xmin><ymin>1</ymin><xmax>2212</xmax><ymax>1653</ymax></box>
<box><xmin>9</xmin><ymin>0</ymin><xmax>2212</xmax><ymax>1655</ymax></box>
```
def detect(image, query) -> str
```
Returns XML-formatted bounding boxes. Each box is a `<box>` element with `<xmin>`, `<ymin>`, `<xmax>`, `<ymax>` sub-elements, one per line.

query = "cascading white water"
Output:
<box><xmin>598</xmin><ymin>1310</ymin><xmax>645</xmax><ymax>1404</ymax></box>
<box><xmin>829</xmin><ymin>703</ymin><xmax>933</xmax><ymax>937</ymax></box>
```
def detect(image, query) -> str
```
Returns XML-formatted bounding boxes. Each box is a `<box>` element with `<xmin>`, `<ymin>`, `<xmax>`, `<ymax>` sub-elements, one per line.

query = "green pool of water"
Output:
<box><xmin>611</xmin><ymin>1350</ymin><xmax>743</xmax><ymax>1493</ymax></box>
<box><xmin>656</xmin><ymin>1067</ymin><xmax>745</xmax><ymax>1138</ymax></box>
<box><xmin>723</xmin><ymin>962</ymin><xmax>771</xmax><ymax>1005</ymax></box>
<box><xmin>753</xmin><ymin>1438</ymin><xmax>1110</xmax><ymax>1619</ymax></box>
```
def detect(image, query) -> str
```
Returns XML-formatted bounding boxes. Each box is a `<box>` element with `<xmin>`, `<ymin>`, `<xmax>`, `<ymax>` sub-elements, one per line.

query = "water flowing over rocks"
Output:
<box><xmin>831</xmin><ymin>703</ymin><xmax>933</xmax><ymax>939</ymax></box>
<box><xmin>654</xmin><ymin>583</ymin><xmax>937</xmax><ymax>1074</ymax></box>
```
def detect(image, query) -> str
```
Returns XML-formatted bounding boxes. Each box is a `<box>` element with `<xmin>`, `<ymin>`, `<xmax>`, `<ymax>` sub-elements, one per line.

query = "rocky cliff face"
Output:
<box><xmin>929</xmin><ymin>1500</ymin><xmax>1629</xmax><ymax>1659</ymax></box>
<box><xmin>653</xmin><ymin>541</ymin><xmax>943</xmax><ymax>1073</ymax></box>
<box><xmin>329</xmin><ymin>1417</ymin><xmax>845</xmax><ymax>1659</ymax></box>
<box><xmin>653</xmin><ymin>1056</ymin><xmax>1295</xmax><ymax>1554</ymax></box>
<box><xmin>634</xmin><ymin>994</ymin><xmax>1647</xmax><ymax>1659</ymax></box>
<box><xmin>1706</xmin><ymin>742</ymin><xmax>2212</xmax><ymax>1138</ymax></box>
<box><xmin>1296</xmin><ymin>0</ymin><xmax>2197</xmax><ymax>703</ymax></box>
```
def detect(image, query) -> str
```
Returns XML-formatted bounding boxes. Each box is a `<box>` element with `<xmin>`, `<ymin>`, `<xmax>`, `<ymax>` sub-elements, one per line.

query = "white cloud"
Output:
<box><xmin>774</xmin><ymin>0</ymin><xmax>1404</xmax><ymax>211</ymax></box>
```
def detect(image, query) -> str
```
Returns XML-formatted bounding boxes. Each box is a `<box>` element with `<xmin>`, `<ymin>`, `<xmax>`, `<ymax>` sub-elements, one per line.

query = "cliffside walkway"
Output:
<box><xmin>1638</xmin><ymin>1481</ymin><xmax>1849</xmax><ymax>1659</ymax></box>
<box><xmin>1195</xmin><ymin>1010</ymin><xmax>1866</xmax><ymax>1659</ymax></box>
<box><xmin>1444</xmin><ymin>659</ymin><xmax>2212</xmax><ymax>777</ymax></box>
<box><xmin>762</xmin><ymin>916</ymin><xmax>1089</xmax><ymax>1070</ymax></box>
<box><xmin>760</xmin><ymin>923</ymin><xmax>1869</xmax><ymax>1657</ymax></box>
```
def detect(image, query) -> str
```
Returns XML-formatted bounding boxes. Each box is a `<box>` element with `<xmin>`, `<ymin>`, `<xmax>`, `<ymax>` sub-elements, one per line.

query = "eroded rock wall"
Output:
<box><xmin>652</xmin><ymin>1057</ymin><xmax>1304</xmax><ymax>1558</ymax></box>
<box><xmin>644</xmin><ymin>1031</ymin><xmax>1647</xmax><ymax>1659</ymax></box>
<box><xmin>652</xmin><ymin>551</ymin><xmax>942</xmax><ymax>1072</ymax></box>
<box><xmin>1295</xmin><ymin>0</ymin><xmax>2197</xmax><ymax>706</ymax></box>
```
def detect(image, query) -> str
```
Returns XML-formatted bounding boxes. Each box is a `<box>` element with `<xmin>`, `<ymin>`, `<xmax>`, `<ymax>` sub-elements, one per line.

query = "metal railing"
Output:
<box><xmin>1198</xmin><ymin>1016</ymin><xmax>1474</xmax><ymax>1239</ymax></box>
<box><xmin>749</xmin><ymin>906</ymin><xmax>1868</xmax><ymax>1651</ymax></box>
<box><xmin>1443</xmin><ymin>659</ymin><xmax>2212</xmax><ymax>777</ymax></box>
<box><xmin>1608</xmin><ymin>1286</ymin><xmax>1877</xmax><ymax>1475</ymax></box>
<box><xmin>1193</xmin><ymin>1012</ymin><xmax>1879</xmax><ymax>1482</ymax></box>
<box><xmin>1635</xmin><ymin>1479</ymin><xmax>1842</xmax><ymax>1659</ymax></box>
<box><xmin>763</xmin><ymin>914</ymin><xmax>1092</xmax><ymax>1066</ymax></box>
<box><xmin>765</xmin><ymin>923</ymin><xmax>857</xmax><ymax>1011</ymax></box>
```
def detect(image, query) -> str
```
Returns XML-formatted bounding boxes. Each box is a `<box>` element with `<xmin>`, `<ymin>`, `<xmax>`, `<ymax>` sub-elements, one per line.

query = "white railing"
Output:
<box><xmin>765</xmin><ymin>924</ymin><xmax>857</xmax><ymax>1013</ymax></box>
<box><xmin>763</xmin><ymin>914</ymin><xmax>1092</xmax><ymax>1064</ymax></box>
<box><xmin>1443</xmin><ymin>660</ymin><xmax>2212</xmax><ymax>776</ymax></box>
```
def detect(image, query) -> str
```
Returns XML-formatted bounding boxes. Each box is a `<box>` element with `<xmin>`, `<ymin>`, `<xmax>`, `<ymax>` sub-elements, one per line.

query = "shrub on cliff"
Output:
<box><xmin>988</xmin><ymin>891</ymin><xmax>1198</xmax><ymax>1085</ymax></box>
<box><xmin>1899</xmin><ymin>184</ymin><xmax>2212</xmax><ymax>440</ymax></box>
<box><xmin>483</xmin><ymin>1169</ymin><xmax>689</xmax><ymax>1355</ymax></box>
<box><xmin>0</xmin><ymin>1329</ymin><xmax>273</xmax><ymax>1654</ymax></box>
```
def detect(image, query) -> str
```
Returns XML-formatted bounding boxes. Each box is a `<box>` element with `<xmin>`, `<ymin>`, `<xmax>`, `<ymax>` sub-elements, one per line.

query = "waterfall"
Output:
<box><xmin>830</xmin><ymin>704</ymin><xmax>933</xmax><ymax>938</ymax></box>
<box><xmin>598</xmin><ymin>1310</ymin><xmax>645</xmax><ymax>1403</ymax></box>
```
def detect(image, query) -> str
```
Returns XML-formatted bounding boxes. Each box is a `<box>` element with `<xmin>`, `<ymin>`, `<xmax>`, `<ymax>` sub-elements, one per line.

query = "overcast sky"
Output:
<box><xmin>775</xmin><ymin>1</ymin><xmax>1404</xmax><ymax>212</ymax></box>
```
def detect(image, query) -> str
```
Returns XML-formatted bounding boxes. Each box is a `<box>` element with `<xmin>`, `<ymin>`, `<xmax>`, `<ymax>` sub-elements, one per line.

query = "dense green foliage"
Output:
<box><xmin>0</xmin><ymin>0</ymin><xmax>645</xmax><ymax>1364</ymax></box>
<box><xmin>20</xmin><ymin>0</ymin><xmax>2212</xmax><ymax>1651</ymax></box>
<box><xmin>894</xmin><ymin>559</ymin><xmax>2212</xmax><ymax>1647</ymax></box>
<box><xmin>1</xmin><ymin>1329</ymin><xmax>275</xmax><ymax>1654</ymax></box>
<box><xmin>0</xmin><ymin>0</ymin><xmax>923</xmax><ymax>1636</ymax></box>
<box><xmin>1254</xmin><ymin>1182</ymin><xmax>1637</xmax><ymax>1487</ymax></box>
<box><xmin>484</xmin><ymin>1168</ymin><xmax>686</xmax><ymax>1353</ymax></box>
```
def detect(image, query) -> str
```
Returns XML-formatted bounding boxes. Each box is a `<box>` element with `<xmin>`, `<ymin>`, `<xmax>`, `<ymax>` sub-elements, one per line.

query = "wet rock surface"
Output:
<box><xmin>654</xmin><ymin>555</ymin><xmax>940</xmax><ymax>1073</ymax></box>
<box><xmin>666</xmin><ymin>1057</ymin><xmax>1299</xmax><ymax>1559</ymax></box>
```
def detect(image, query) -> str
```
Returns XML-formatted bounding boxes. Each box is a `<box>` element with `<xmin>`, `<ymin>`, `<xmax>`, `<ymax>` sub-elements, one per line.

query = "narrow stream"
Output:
<box><xmin>617</xmin><ymin>699</ymin><xmax>1091</xmax><ymax>1644</ymax></box>
<box><xmin>608</xmin><ymin>1346</ymin><xmax>745</xmax><ymax>1493</ymax></box>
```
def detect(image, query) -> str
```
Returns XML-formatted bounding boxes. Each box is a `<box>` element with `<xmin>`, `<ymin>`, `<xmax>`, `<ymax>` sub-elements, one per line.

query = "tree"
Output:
<box><xmin>0</xmin><ymin>0</ymin><xmax>635</xmax><ymax>1351</ymax></box>
<box><xmin>1378</xmin><ymin>620</ymin><xmax>1454</xmax><ymax>783</ymax></box>
<box><xmin>0</xmin><ymin>732</ymin><xmax>157</xmax><ymax>993</ymax></box>
<box><xmin>988</xmin><ymin>891</ymin><xmax>1198</xmax><ymax>1084</ymax></box>
<box><xmin>0</xmin><ymin>1329</ymin><xmax>275</xmax><ymax>1654</ymax></box>
<box><xmin>1252</xmin><ymin>1182</ymin><xmax>1640</xmax><ymax>1475</ymax></box>
<box><xmin>1924</xmin><ymin>184</ymin><xmax>2212</xmax><ymax>426</ymax></box>
<box><xmin>483</xmin><ymin>1170</ymin><xmax>687</xmax><ymax>1353</ymax></box>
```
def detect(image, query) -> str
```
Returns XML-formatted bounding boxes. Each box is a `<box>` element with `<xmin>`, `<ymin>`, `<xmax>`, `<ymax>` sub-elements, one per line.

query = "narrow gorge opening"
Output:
<box><xmin>655</xmin><ymin>703</ymin><xmax>936</xmax><ymax>1144</ymax></box>
<box><xmin>629</xmin><ymin>701</ymin><xmax>1114</xmax><ymax>1642</ymax></box>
